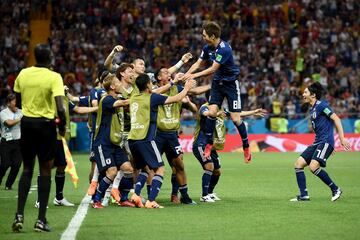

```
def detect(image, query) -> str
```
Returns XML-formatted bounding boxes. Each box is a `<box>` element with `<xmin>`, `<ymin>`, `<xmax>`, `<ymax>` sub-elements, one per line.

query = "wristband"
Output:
<box><xmin>175</xmin><ymin>60</ymin><xmax>184</xmax><ymax>69</ymax></box>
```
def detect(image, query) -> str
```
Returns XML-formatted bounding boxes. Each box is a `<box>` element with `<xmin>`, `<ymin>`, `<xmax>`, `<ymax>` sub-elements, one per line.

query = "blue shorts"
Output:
<box><xmin>93</xmin><ymin>144</ymin><xmax>129</xmax><ymax>173</ymax></box>
<box><xmin>155</xmin><ymin>131</ymin><xmax>183</xmax><ymax>163</ymax></box>
<box><xmin>192</xmin><ymin>143</ymin><xmax>221</xmax><ymax>170</ymax></box>
<box><xmin>54</xmin><ymin>140</ymin><xmax>67</xmax><ymax>167</ymax></box>
<box><xmin>129</xmin><ymin>140</ymin><xmax>164</xmax><ymax>170</ymax></box>
<box><xmin>209</xmin><ymin>80</ymin><xmax>241</xmax><ymax>112</ymax></box>
<box><xmin>300</xmin><ymin>143</ymin><xmax>334</xmax><ymax>167</ymax></box>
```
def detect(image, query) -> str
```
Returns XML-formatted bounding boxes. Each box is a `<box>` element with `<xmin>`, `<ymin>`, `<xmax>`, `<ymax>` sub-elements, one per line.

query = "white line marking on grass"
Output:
<box><xmin>60</xmin><ymin>194</ymin><xmax>91</xmax><ymax>240</ymax></box>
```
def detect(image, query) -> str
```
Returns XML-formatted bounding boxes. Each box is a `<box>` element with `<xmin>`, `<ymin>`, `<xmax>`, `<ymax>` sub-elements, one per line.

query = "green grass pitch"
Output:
<box><xmin>0</xmin><ymin>152</ymin><xmax>359</xmax><ymax>240</ymax></box>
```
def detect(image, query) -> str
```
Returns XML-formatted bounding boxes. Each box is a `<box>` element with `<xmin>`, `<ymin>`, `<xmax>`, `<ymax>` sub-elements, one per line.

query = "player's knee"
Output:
<box><xmin>294</xmin><ymin>157</ymin><xmax>306</xmax><ymax>168</ymax></box>
<box><xmin>173</xmin><ymin>158</ymin><xmax>184</xmax><ymax>172</ymax></box>
<box><xmin>309</xmin><ymin>161</ymin><xmax>320</xmax><ymax>172</ymax></box>
<box><xmin>106</xmin><ymin>167</ymin><xmax>117</xmax><ymax>180</ymax></box>
<box><xmin>230</xmin><ymin>113</ymin><xmax>242</xmax><ymax>125</ymax></box>
<box><xmin>154</xmin><ymin>166</ymin><xmax>165</xmax><ymax>176</ymax></box>
<box><xmin>56</xmin><ymin>165</ymin><xmax>66</xmax><ymax>173</ymax></box>
<box><xmin>120</xmin><ymin>162</ymin><xmax>133</xmax><ymax>173</ymax></box>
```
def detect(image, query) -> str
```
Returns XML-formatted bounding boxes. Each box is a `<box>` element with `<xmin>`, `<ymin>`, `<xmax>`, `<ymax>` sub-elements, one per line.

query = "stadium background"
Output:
<box><xmin>0</xmin><ymin>0</ymin><xmax>359</xmax><ymax>153</ymax></box>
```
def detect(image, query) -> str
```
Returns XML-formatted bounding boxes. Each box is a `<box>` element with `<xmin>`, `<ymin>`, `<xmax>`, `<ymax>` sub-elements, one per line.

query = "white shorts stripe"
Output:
<box><xmin>234</xmin><ymin>80</ymin><xmax>241</xmax><ymax>110</ymax></box>
<box><xmin>198</xmin><ymin>146</ymin><xmax>207</xmax><ymax>162</ymax></box>
<box><xmin>320</xmin><ymin>143</ymin><xmax>329</xmax><ymax>159</ymax></box>
<box><xmin>98</xmin><ymin>145</ymin><xmax>106</xmax><ymax>167</ymax></box>
<box><xmin>151</xmin><ymin>141</ymin><xmax>163</xmax><ymax>163</ymax></box>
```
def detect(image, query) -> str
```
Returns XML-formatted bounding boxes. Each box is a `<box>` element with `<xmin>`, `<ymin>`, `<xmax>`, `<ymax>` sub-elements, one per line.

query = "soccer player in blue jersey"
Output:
<box><xmin>91</xmin><ymin>73</ymin><xmax>134</xmax><ymax>208</ymax></box>
<box><xmin>290</xmin><ymin>82</ymin><xmax>350</xmax><ymax>202</ymax></box>
<box><xmin>128</xmin><ymin>74</ymin><xmax>196</xmax><ymax>208</ymax></box>
<box><xmin>182</xmin><ymin>21</ymin><xmax>251</xmax><ymax>163</ymax></box>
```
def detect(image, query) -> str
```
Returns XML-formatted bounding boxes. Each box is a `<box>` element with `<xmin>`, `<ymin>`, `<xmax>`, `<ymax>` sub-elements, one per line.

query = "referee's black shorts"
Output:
<box><xmin>20</xmin><ymin>116</ymin><xmax>57</xmax><ymax>166</ymax></box>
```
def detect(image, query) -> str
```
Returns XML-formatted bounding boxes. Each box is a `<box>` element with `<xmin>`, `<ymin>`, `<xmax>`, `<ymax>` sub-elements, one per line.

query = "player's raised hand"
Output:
<box><xmin>112</xmin><ymin>45</ymin><xmax>123</xmax><ymax>53</ymax></box>
<box><xmin>174</xmin><ymin>72</ymin><xmax>184</xmax><ymax>84</ymax></box>
<box><xmin>181</xmin><ymin>53</ymin><xmax>193</xmax><ymax>63</ymax></box>
<box><xmin>341</xmin><ymin>138</ymin><xmax>351</xmax><ymax>151</ymax></box>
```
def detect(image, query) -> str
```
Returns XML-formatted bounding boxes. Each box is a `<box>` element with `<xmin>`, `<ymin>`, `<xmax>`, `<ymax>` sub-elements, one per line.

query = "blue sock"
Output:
<box><xmin>235</xmin><ymin>121</ymin><xmax>249</xmax><ymax>148</ymax></box>
<box><xmin>204</xmin><ymin>116</ymin><xmax>216</xmax><ymax>144</ymax></box>
<box><xmin>55</xmin><ymin>171</ymin><xmax>65</xmax><ymax>200</ymax></box>
<box><xmin>148</xmin><ymin>174</ymin><xmax>163</xmax><ymax>201</ymax></box>
<box><xmin>94</xmin><ymin>176</ymin><xmax>112</xmax><ymax>202</ymax></box>
<box><xmin>119</xmin><ymin>172</ymin><xmax>133</xmax><ymax>202</ymax></box>
<box><xmin>208</xmin><ymin>174</ymin><xmax>220</xmax><ymax>194</ymax></box>
<box><xmin>312</xmin><ymin>168</ymin><xmax>338</xmax><ymax>191</ymax></box>
<box><xmin>202</xmin><ymin>170</ymin><xmax>213</xmax><ymax>196</ymax></box>
<box><xmin>134</xmin><ymin>172</ymin><xmax>148</xmax><ymax>196</ymax></box>
<box><xmin>179</xmin><ymin>184</ymin><xmax>189</xmax><ymax>199</ymax></box>
<box><xmin>295</xmin><ymin>168</ymin><xmax>308</xmax><ymax>196</ymax></box>
<box><xmin>171</xmin><ymin>174</ymin><xmax>179</xmax><ymax>195</ymax></box>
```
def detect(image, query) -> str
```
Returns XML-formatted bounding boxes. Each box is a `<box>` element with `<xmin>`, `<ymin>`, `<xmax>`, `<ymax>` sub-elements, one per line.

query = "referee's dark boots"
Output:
<box><xmin>34</xmin><ymin>219</ymin><xmax>51</xmax><ymax>232</ymax></box>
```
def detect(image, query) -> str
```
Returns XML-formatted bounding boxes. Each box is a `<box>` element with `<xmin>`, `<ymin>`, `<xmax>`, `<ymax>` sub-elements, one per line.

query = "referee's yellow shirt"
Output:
<box><xmin>14</xmin><ymin>66</ymin><xmax>64</xmax><ymax>119</ymax></box>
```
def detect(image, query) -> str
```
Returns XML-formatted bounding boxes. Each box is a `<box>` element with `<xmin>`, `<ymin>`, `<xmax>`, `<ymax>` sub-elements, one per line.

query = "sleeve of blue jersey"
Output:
<box><xmin>151</xmin><ymin>93</ymin><xmax>168</xmax><ymax>109</ymax></box>
<box><xmin>176</xmin><ymin>85</ymin><xmax>184</xmax><ymax>93</ymax></box>
<box><xmin>199</xmin><ymin>105</ymin><xmax>209</xmax><ymax>116</ymax></box>
<box><xmin>320</xmin><ymin>102</ymin><xmax>334</xmax><ymax>117</ymax></box>
<box><xmin>215</xmin><ymin>46</ymin><xmax>231</xmax><ymax>64</ymax></box>
<box><xmin>78</xmin><ymin>96</ymin><xmax>89</xmax><ymax>107</ymax></box>
<box><xmin>68</xmin><ymin>101</ymin><xmax>76</xmax><ymax>112</ymax></box>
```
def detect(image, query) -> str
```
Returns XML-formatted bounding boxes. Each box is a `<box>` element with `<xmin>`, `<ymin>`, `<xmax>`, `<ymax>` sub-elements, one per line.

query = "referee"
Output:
<box><xmin>12</xmin><ymin>44</ymin><xmax>66</xmax><ymax>232</ymax></box>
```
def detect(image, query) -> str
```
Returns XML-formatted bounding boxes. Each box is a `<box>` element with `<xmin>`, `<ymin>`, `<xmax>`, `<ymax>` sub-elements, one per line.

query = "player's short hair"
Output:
<box><xmin>34</xmin><ymin>43</ymin><xmax>52</xmax><ymax>66</ymax></box>
<box><xmin>6</xmin><ymin>93</ymin><xmax>16</xmax><ymax>103</ymax></box>
<box><xmin>308</xmin><ymin>82</ymin><xmax>325</xmax><ymax>100</ymax></box>
<box><xmin>102</xmin><ymin>73</ymin><xmax>116</xmax><ymax>92</ymax></box>
<box><xmin>154</xmin><ymin>66</ymin><xmax>166</xmax><ymax>82</ymax></box>
<box><xmin>132</xmin><ymin>58</ymin><xmax>144</xmax><ymax>65</ymax></box>
<box><xmin>99</xmin><ymin>70</ymin><xmax>110</xmax><ymax>84</ymax></box>
<box><xmin>203</xmin><ymin>21</ymin><xmax>221</xmax><ymax>38</ymax></box>
<box><xmin>115</xmin><ymin>63</ymin><xmax>133</xmax><ymax>80</ymax></box>
<box><xmin>135</xmin><ymin>73</ymin><xmax>150</xmax><ymax>91</ymax></box>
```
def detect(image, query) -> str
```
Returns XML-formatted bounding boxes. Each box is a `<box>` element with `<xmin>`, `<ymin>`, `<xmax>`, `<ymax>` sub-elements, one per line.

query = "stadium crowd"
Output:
<box><xmin>1</xmin><ymin>0</ymin><xmax>359</xmax><ymax>119</ymax></box>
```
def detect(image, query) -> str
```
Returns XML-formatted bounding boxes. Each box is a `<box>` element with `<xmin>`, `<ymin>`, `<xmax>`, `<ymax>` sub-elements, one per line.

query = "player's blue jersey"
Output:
<box><xmin>89</xmin><ymin>87</ymin><xmax>106</xmax><ymax>133</ymax></box>
<box><xmin>310</xmin><ymin>100</ymin><xmax>335</xmax><ymax>146</ymax></box>
<box><xmin>93</xmin><ymin>95</ymin><xmax>116</xmax><ymax>146</ymax></box>
<box><xmin>193</xmin><ymin>104</ymin><xmax>209</xmax><ymax>146</ymax></box>
<box><xmin>144</xmin><ymin>94</ymin><xmax>168</xmax><ymax>141</ymax></box>
<box><xmin>69</xmin><ymin>100</ymin><xmax>76</xmax><ymax>111</ymax></box>
<box><xmin>200</xmin><ymin>40</ymin><xmax>240</xmax><ymax>81</ymax></box>
<box><xmin>78</xmin><ymin>95</ymin><xmax>90</xmax><ymax>107</ymax></box>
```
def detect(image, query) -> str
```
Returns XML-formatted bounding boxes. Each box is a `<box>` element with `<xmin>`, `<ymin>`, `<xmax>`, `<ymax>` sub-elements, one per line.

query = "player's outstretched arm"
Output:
<box><xmin>164</xmin><ymin>80</ymin><xmax>196</xmax><ymax>104</ymax></box>
<box><xmin>113</xmin><ymin>99</ymin><xmax>130</xmax><ymax>108</ymax></box>
<box><xmin>65</xmin><ymin>86</ymin><xmax>80</xmax><ymax>102</ymax></box>
<box><xmin>168</xmin><ymin>52</ymin><xmax>193</xmax><ymax>74</ymax></box>
<box><xmin>183</xmin><ymin>61</ymin><xmax>220</xmax><ymax>81</ymax></box>
<box><xmin>188</xmin><ymin>84</ymin><xmax>211</xmax><ymax>95</ymax></box>
<box><xmin>239</xmin><ymin>108</ymin><xmax>267</xmax><ymax>118</ymax></box>
<box><xmin>152</xmin><ymin>72</ymin><xmax>183</xmax><ymax>94</ymax></box>
<box><xmin>73</xmin><ymin>106</ymin><xmax>98</xmax><ymax>114</ymax></box>
<box><xmin>330</xmin><ymin>113</ymin><xmax>350</xmax><ymax>151</ymax></box>
<box><xmin>104</xmin><ymin>45</ymin><xmax>123</xmax><ymax>70</ymax></box>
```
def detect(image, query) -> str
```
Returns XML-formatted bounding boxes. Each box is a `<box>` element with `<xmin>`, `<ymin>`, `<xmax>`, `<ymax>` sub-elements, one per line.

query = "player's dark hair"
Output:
<box><xmin>132</xmin><ymin>58</ymin><xmax>144</xmax><ymax>64</ymax></box>
<box><xmin>6</xmin><ymin>93</ymin><xmax>16</xmax><ymax>103</ymax></box>
<box><xmin>115</xmin><ymin>63</ymin><xmax>133</xmax><ymax>81</ymax></box>
<box><xmin>154</xmin><ymin>67</ymin><xmax>166</xmax><ymax>82</ymax></box>
<box><xmin>203</xmin><ymin>21</ymin><xmax>221</xmax><ymax>38</ymax></box>
<box><xmin>308</xmin><ymin>82</ymin><xmax>325</xmax><ymax>100</ymax></box>
<box><xmin>34</xmin><ymin>43</ymin><xmax>52</xmax><ymax>67</ymax></box>
<box><xmin>135</xmin><ymin>73</ymin><xmax>150</xmax><ymax>91</ymax></box>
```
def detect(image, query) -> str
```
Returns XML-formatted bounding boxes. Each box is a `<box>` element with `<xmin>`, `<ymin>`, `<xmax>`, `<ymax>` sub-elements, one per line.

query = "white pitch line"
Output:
<box><xmin>60</xmin><ymin>194</ymin><xmax>91</xmax><ymax>240</ymax></box>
